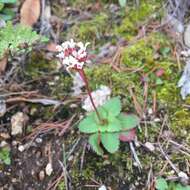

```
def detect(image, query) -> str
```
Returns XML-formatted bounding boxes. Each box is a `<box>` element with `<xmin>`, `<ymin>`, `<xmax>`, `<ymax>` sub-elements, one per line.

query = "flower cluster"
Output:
<box><xmin>56</xmin><ymin>39</ymin><xmax>90</xmax><ymax>71</ymax></box>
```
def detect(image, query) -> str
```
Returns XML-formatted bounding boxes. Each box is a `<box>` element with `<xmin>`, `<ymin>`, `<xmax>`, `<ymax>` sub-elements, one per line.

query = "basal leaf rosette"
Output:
<box><xmin>78</xmin><ymin>97</ymin><xmax>140</xmax><ymax>155</ymax></box>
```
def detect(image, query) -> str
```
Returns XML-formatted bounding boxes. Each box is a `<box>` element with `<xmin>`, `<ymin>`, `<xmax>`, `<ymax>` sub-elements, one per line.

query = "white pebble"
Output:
<box><xmin>99</xmin><ymin>185</ymin><xmax>107</xmax><ymax>190</ymax></box>
<box><xmin>45</xmin><ymin>163</ymin><xmax>53</xmax><ymax>176</ymax></box>
<box><xmin>178</xmin><ymin>171</ymin><xmax>189</xmax><ymax>180</ymax></box>
<box><xmin>35</xmin><ymin>138</ymin><xmax>42</xmax><ymax>143</ymax></box>
<box><xmin>11</xmin><ymin>112</ymin><xmax>28</xmax><ymax>136</ymax></box>
<box><xmin>144</xmin><ymin>142</ymin><xmax>155</xmax><ymax>152</ymax></box>
<box><xmin>0</xmin><ymin>141</ymin><xmax>8</xmax><ymax>147</ymax></box>
<box><xmin>18</xmin><ymin>145</ymin><xmax>25</xmax><ymax>152</ymax></box>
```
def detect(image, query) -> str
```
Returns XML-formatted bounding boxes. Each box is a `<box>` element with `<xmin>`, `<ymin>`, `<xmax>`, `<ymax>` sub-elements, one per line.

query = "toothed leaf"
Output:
<box><xmin>106</xmin><ymin>117</ymin><xmax>122</xmax><ymax>132</ymax></box>
<box><xmin>101</xmin><ymin>133</ymin><xmax>119</xmax><ymax>153</ymax></box>
<box><xmin>117</xmin><ymin>113</ymin><xmax>139</xmax><ymax>130</ymax></box>
<box><xmin>101</xmin><ymin>97</ymin><xmax>121</xmax><ymax>117</ymax></box>
<box><xmin>156</xmin><ymin>178</ymin><xmax>168</xmax><ymax>190</ymax></box>
<box><xmin>78</xmin><ymin>114</ymin><xmax>98</xmax><ymax>133</ymax></box>
<box><xmin>89</xmin><ymin>133</ymin><xmax>104</xmax><ymax>156</ymax></box>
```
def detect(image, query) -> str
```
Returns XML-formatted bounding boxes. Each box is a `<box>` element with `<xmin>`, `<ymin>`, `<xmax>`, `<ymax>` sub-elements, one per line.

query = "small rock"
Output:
<box><xmin>18</xmin><ymin>145</ymin><xmax>25</xmax><ymax>152</ymax></box>
<box><xmin>31</xmin><ymin>169</ymin><xmax>35</xmax><ymax>176</ymax></box>
<box><xmin>133</xmin><ymin>162</ymin><xmax>139</xmax><ymax>167</ymax></box>
<box><xmin>0</xmin><ymin>99</ymin><xmax>6</xmax><ymax>117</ymax></box>
<box><xmin>45</xmin><ymin>163</ymin><xmax>53</xmax><ymax>176</ymax></box>
<box><xmin>181</xmin><ymin>49</ymin><xmax>190</xmax><ymax>57</ymax></box>
<box><xmin>11</xmin><ymin>178</ymin><xmax>17</xmax><ymax>183</ymax></box>
<box><xmin>11</xmin><ymin>112</ymin><xmax>28</xmax><ymax>136</ymax></box>
<box><xmin>144</xmin><ymin>142</ymin><xmax>155</xmax><ymax>152</ymax></box>
<box><xmin>68</xmin><ymin>155</ymin><xmax>74</xmax><ymax>161</ymax></box>
<box><xmin>0</xmin><ymin>133</ymin><xmax>10</xmax><ymax>139</ymax></box>
<box><xmin>148</xmin><ymin>108</ymin><xmax>153</xmax><ymax>115</ymax></box>
<box><xmin>99</xmin><ymin>185</ymin><xmax>107</xmax><ymax>190</ymax></box>
<box><xmin>154</xmin><ymin>118</ymin><xmax>161</xmax><ymax>122</ymax></box>
<box><xmin>0</xmin><ymin>141</ymin><xmax>8</xmax><ymax>148</ymax></box>
<box><xmin>184</xmin><ymin>24</ymin><xmax>190</xmax><ymax>48</ymax></box>
<box><xmin>178</xmin><ymin>171</ymin><xmax>189</xmax><ymax>180</ymax></box>
<box><xmin>12</xmin><ymin>141</ymin><xmax>19</xmax><ymax>146</ymax></box>
<box><xmin>35</xmin><ymin>138</ymin><xmax>42</xmax><ymax>144</ymax></box>
<box><xmin>39</xmin><ymin>170</ymin><xmax>45</xmax><ymax>181</ymax></box>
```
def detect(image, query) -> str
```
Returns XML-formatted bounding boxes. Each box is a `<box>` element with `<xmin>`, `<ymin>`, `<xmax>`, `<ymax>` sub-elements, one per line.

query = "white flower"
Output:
<box><xmin>56</xmin><ymin>39</ymin><xmax>90</xmax><ymax>71</ymax></box>
<box><xmin>82</xmin><ymin>85</ymin><xmax>111</xmax><ymax>112</ymax></box>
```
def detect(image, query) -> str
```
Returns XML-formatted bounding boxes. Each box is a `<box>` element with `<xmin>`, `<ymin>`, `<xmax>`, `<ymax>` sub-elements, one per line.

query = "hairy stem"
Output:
<box><xmin>77</xmin><ymin>69</ymin><xmax>102</xmax><ymax>122</ymax></box>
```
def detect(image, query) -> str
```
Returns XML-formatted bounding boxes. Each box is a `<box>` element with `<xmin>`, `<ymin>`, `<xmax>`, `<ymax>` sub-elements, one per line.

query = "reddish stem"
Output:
<box><xmin>77</xmin><ymin>68</ymin><xmax>102</xmax><ymax>122</ymax></box>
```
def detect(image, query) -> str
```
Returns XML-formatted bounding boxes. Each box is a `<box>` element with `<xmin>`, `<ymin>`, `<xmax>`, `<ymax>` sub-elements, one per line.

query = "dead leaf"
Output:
<box><xmin>119</xmin><ymin>128</ymin><xmax>136</xmax><ymax>142</ymax></box>
<box><xmin>0</xmin><ymin>55</ymin><xmax>8</xmax><ymax>74</ymax></box>
<box><xmin>20</xmin><ymin>0</ymin><xmax>41</xmax><ymax>26</ymax></box>
<box><xmin>46</xmin><ymin>42</ymin><xmax>59</xmax><ymax>52</ymax></box>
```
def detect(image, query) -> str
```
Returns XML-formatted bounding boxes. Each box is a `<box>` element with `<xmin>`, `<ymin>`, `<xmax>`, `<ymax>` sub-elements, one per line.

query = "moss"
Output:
<box><xmin>86</xmin><ymin>33</ymin><xmax>177</xmax><ymax>111</ymax></box>
<box><xmin>49</xmin><ymin>74</ymin><xmax>73</xmax><ymax>98</ymax></box>
<box><xmin>58</xmin><ymin>181</ymin><xmax>66</xmax><ymax>190</ymax></box>
<box><xmin>68</xmin><ymin>13</ymin><xmax>108</xmax><ymax>43</ymax></box>
<box><xmin>25</xmin><ymin>51</ymin><xmax>57</xmax><ymax>79</ymax></box>
<box><xmin>171</xmin><ymin>109</ymin><xmax>190</xmax><ymax>140</ymax></box>
<box><xmin>116</xmin><ymin>1</ymin><xmax>163</xmax><ymax>40</ymax></box>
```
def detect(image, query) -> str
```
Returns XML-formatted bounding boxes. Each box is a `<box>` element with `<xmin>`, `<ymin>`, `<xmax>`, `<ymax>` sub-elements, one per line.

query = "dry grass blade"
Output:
<box><xmin>24</xmin><ymin>115</ymin><xmax>76</xmax><ymax>141</ymax></box>
<box><xmin>128</xmin><ymin>86</ymin><xmax>143</xmax><ymax>118</ymax></box>
<box><xmin>20</xmin><ymin>0</ymin><xmax>41</xmax><ymax>26</ymax></box>
<box><xmin>0</xmin><ymin>55</ymin><xmax>8</xmax><ymax>74</ymax></box>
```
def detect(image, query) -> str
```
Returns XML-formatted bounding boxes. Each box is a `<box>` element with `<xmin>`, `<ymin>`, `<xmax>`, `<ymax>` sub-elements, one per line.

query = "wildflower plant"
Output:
<box><xmin>57</xmin><ymin>39</ymin><xmax>140</xmax><ymax>156</ymax></box>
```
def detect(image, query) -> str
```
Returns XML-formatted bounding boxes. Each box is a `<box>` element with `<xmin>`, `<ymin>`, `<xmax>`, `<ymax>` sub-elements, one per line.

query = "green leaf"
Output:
<box><xmin>156</xmin><ymin>178</ymin><xmax>168</xmax><ymax>190</ymax></box>
<box><xmin>0</xmin><ymin>3</ymin><xmax>4</xmax><ymax>11</ymax></box>
<box><xmin>89</xmin><ymin>133</ymin><xmax>104</xmax><ymax>156</ymax></box>
<box><xmin>2</xmin><ymin>7</ymin><xmax>15</xmax><ymax>16</ymax></box>
<box><xmin>118</xmin><ymin>0</ymin><xmax>127</xmax><ymax>7</ymax></box>
<box><xmin>175</xmin><ymin>184</ymin><xmax>190</xmax><ymax>190</ymax></box>
<box><xmin>117</xmin><ymin>113</ymin><xmax>139</xmax><ymax>130</ymax></box>
<box><xmin>160</xmin><ymin>47</ymin><xmax>170</xmax><ymax>57</ymax></box>
<box><xmin>106</xmin><ymin>117</ymin><xmax>122</xmax><ymax>132</ymax></box>
<box><xmin>101</xmin><ymin>133</ymin><xmax>119</xmax><ymax>153</ymax></box>
<box><xmin>96</xmin><ymin>106</ymin><xmax>108</xmax><ymax>121</ymax></box>
<box><xmin>0</xmin><ymin>13</ymin><xmax>12</xmax><ymax>20</ymax></box>
<box><xmin>0</xmin><ymin>0</ymin><xmax>16</xmax><ymax>4</ymax></box>
<box><xmin>0</xmin><ymin>147</ymin><xmax>11</xmax><ymax>165</ymax></box>
<box><xmin>155</xmin><ymin>78</ymin><xmax>163</xmax><ymax>85</ymax></box>
<box><xmin>101</xmin><ymin>97</ymin><xmax>121</xmax><ymax>117</ymax></box>
<box><xmin>78</xmin><ymin>114</ymin><xmax>99</xmax><ymax>133</ymax></box>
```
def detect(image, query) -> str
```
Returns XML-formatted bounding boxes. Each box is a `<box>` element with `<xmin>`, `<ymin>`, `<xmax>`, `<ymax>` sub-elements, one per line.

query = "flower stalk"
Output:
<box><xmin>77</xmin><ymin>68</ymin><xmax>102</xmax><ymax>122</ymax></box>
